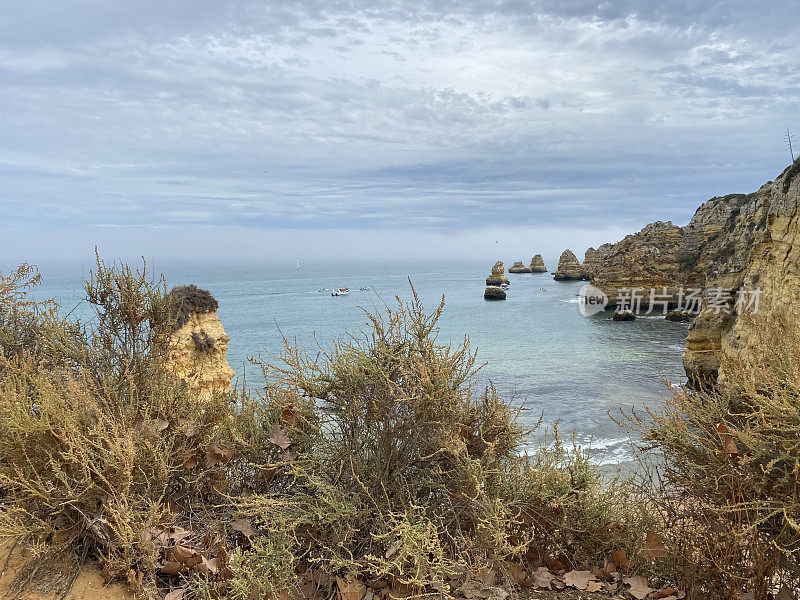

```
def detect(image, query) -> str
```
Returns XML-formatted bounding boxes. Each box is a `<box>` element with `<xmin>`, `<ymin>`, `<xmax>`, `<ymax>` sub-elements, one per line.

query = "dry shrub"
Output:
<box><xmin>219</xmin><ymin>287</ymin><xmax>648</xmax><ymax>598</ymax></box>
<box><xmin>630</xmin><ymin>306</ymin><xmax>800</xmax><ymax>599</ymax></box>
<box><xmin>0</xmin><ymin>257</ymin><xmax>232</xmax><ymax>597</ymax></box>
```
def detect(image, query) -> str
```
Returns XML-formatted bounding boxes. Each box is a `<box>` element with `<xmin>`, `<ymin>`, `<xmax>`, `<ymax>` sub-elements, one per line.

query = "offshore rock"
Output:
<box><xmin>484</xmin><ymin>286</ymin><xmax>506</xmax><ymax>300</ymax></box>
<box><xmin>508</xmin><ymin>261</ymin><xmax>531</xmax><ymax>273</ymax></box>
<box><xmin>165</xmin><ymin>285</ymin><xmax>235</xmax><ymax>398</ymax></box>
<box><xmin>613</xmin><ymin>309</ymin><xmax>636</xmax><ymax>321</ymax></box>
<box><xmin>666</xmin><ymin>310</ymin><xmax>693</xmax><ymax>323</ymax></box>
<box><xmin>486</xmin><ymin>261</ymin><xmax>510</xmax><ymax>286</ymax></box>
<box><xmin>553</xmin><ymin>250</ymin><xmax>582</xmax><ymax>280</ymax></box>
<box><xmin>530</xmin><ymin>254</ymin><xmax>548</xmax><ymax>273</ymax></box>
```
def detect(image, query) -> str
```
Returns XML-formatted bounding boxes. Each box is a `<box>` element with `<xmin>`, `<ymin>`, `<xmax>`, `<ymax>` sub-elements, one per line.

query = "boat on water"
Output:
<box><xmin>331</xmin><ymin>287</ymin><xmax>349</xmax><ymax>296</ymax></box>
<box><xmin>500</xmin><ymin>283</ymin><xmax>510</xmax><ymax>290</ymax></box>
<box><xmin>359</xmin><ymin>286</ymin><xmax>369</xmax><ymax>291</ymax></box>
<box><xmin>318</xmin><ymin>288</ymin><xmax>329</xmax><ymax>293</ymax></box>
<box><xmin>296</xmin><ymin>257</ymin><xmax>301</xmax><ymax>271</ymax></box>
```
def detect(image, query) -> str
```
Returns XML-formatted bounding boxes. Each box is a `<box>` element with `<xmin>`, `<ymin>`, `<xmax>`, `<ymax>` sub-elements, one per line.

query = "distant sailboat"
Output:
<box><xmin>296</xmin><ymin>257</ymin><xmax>301</xmax><ymax>271</ymax></box>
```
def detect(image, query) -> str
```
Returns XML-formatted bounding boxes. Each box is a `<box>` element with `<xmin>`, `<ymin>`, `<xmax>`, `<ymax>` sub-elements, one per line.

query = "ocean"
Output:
<box><xmin>15</xmin><ymin>258</ymin><xmax>689</xmax><ymax>466</ymax></box>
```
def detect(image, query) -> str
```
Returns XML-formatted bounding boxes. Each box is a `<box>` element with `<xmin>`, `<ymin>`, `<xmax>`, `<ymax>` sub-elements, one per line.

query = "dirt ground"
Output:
<box><xmin>0</xmin><ymin>542</ymin><xmax>133</xmax><ymax>600</ymax></box>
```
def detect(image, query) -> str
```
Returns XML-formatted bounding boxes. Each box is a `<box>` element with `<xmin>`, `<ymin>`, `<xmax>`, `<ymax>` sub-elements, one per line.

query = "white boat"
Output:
<box><xmin>296</xmin><ymin>257</ymin><xmax>301</xmax><ymax>271</ymax></box>
<box><xmin>500</xmin><ymin>283</ymin><xmax>510</xmax><ymax>290</ymax></box>
<box><xmin>331</xmin><ymin>287</ymin><xmax>349</xmax><ymax>296</ymax></box>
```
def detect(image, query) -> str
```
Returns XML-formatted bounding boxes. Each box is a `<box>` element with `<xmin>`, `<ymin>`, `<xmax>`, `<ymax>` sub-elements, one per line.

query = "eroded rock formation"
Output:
<box><xmin>165</xmin><ymin>285</ymin><xmax>235</xmax><ymax>398</ymax></box>
<box><xmin>486</xmin><ymin>261</ymin><xmax>510</xmax><ymax>286</ymax></box>
<box><xmin>484</xmin><ymin>286</ymin><xmax>506</xmax><ymax>300</ymax></box>
<box><xmin>508</xmin><ymin>261</ymin><xmax>531</xmax><ymax>273</ymax></box>
<box><xmin>585</xmin><ymin>158</ymin><xmax>800</xmax><ymax>384</ymax></box>
<box><xmin>530</xmin><ymin>255</ymin><xmax>548</xmax><ymax>273</ymax></box>
<box><xmin>553</xmin><ymin>250</ymin><xmax>582</xmax><ymax>280</ymax></box>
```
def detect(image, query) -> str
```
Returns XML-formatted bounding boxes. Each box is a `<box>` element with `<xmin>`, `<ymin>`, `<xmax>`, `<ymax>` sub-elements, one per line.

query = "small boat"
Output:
<box><xmin>359</xmin><ymin>286</ymin><xmax>369</xmax><ymax>291</ymax></box>
<box><xmin>331</xmin><ymin>287</ymin><xmax>349</xmax><ymax>296</ymax></box>
<box><xmin>318</xmin><ymin>288</ymin><xmax>329</xmax><ymax>293</ymax></box>
<box><xmin>296</xmin><ymin>257</ymin><xmax>301</xmax><ymax>271</ymax></box>
<box><xmin>500</xmin><ymin>283</ymin><xmax>510</xmax><ymax>290</ymax></box>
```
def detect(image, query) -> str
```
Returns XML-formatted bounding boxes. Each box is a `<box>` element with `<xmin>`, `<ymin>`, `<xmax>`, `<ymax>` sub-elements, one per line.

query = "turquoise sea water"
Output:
<box><xmin>15</xmin><ymin>258</ymin><xmax>689</xmax><ymax>465</ymax></box>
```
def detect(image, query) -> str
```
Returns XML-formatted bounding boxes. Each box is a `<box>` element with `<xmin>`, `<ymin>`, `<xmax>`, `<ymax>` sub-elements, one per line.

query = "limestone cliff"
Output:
<box><xmin>486</xmin><ymin>261</ymin><xmax>510</xmax><ymax>286</ymax></box>
<box><xmin>165</xmin><ymin>285</ymin><xmax>235</xmax><ymax>398</ymax></box>
<box><xmin>553</xmin><ymin>250</ymin><xmax>582</xmax><ymax>280</ymax></box>
<box><xmin>530</xmin><ymin>255</ymin><xmax>548</xmax><ymax>273</ymax></box>
<box><xmin>584</xmin><ymin>158</ymin><xmax>800</xmax><ymax>384</ymax></box>
<box><xmin>684</xmin><ymin>161</ymin><xmax>800</xmax><ymax>383</ymax></box>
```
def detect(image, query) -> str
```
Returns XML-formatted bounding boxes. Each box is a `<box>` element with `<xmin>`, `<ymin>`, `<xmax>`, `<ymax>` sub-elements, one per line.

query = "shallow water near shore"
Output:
<box><xmin>20</xmin><ymin>258</ymin><xmax>689</xmax><ymax>467</ymax></box>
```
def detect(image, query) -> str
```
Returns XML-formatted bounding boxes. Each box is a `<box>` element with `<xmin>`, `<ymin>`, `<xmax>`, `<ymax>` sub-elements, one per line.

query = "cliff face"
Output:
<box><xmin>553</xmin><ymin>250</ymin><xmax>582</xmax><ymax>280</ymax></box>
<box><xmin>486</xmin><ymin>261</ymin><xmax>510</xmax><ymax>286</ymax></box>
<box><xmin>165</xmin><ymin>285</ymin><xmax>235</xmax><ymax>398</ymax></box>
<box><xmin>585</xmin><ymin>159</ymin><xmax>800</xmax><ymax>384</ymax></box>
<box><xmin>684</xmin><ymin>163</ymin><xmax>800</xmax><ymax>382</ymax></box>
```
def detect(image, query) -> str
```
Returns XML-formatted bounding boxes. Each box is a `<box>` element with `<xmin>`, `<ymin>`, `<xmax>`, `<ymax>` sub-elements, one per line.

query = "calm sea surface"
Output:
<box><xmin>14</xmin><ymin>258</ymin><xmax>689</xmax><ymax>466</ymax></box>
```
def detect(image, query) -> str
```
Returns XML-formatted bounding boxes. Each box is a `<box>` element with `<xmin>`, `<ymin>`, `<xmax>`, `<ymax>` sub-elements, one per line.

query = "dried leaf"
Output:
<box><xmin>585</xmin><ymin>581</ymin><xmax>604</xmax><ymax>592</ymax></box>
<box><xmin>126</xmin><ymin>569</ymin><xmax>143</xmax><ymax>592</ymax></box>
<box><xmin>184</xmin><ymin>455</ymin><xmax>199</xmax><ymax>469</ymax></box>
<box><xmin>281</xmin><ymin>405</ymin><xmax>300</xmax><ymax>426</ymax></box>
<box><xmin>503</xmin><ymin>563</ymin><xmax>531</xmax><ymax>588</ymax></box>
<box><xmin>232</xmin><ymin>518</ymin><xmax>255</xmax><ymax>538</ymax></box>
<box><xmin>532</xmin><ymin>568</ymin><xmax>554</xmax><ymax>591</ymax></box>
<box><xmin>336</xmin><ymin>577</ymin><xmax>367</xmax><ymax>600</ymax></box>
<box><xmin>639</xmin><ymin>531</ymin><xmax>668</xmax><ymax>560</ymax></box>
<box><xmin>544</xmin><ymin>556</ymin><xmax>565</xmax><ymax>573</ymax></box>
<box><xmin>165</xmin><ymin>589</ymin><xmax>186</xmax><ymax>600</ymax></box>
<box><xmin>269</xmin><ymin>424</ymin><xmax>293</xmax><ymax>450</ymax></box>
<box><xmin>623</xmin><ymin>576</ymin><xmax>654</xmax><ymax>600</ymax></box>
<box><xmin>205</xmin><ymin>443</ymin><xmax>234</xmax><ymax>467</ymax></box>
<box><xmin>198</xmin><ymin>556</ymin><xmax>218</xmax><ymax>575</ymax></box>
<box><xmin>654</xmin><ymin>588</ymin><xmax>678</xmax><ymax>599</ymax></box>
<box><xmin>172</xmin><ymin>545</ymin><xmax>202</xmax><ymax>567</ymax></box>
<box><xmin>611</xmin><ymin>548</ymin><xmax>631</xmax><ymax>571</ymax></box>
<box><xmin>154</xmin><ymin>417</ymin><xmax>170</xmax><ymax>431</ymax></box>
<box><xmin>563</xmin><ymin>570</ymin><xmax>594</xmax><ymax>591</ymax></box>
<box><xmin>715</xmin><ymin>422</ymin><xmax>741</xmax><ymax>458</ymax></box>
<box><xmin>206</xmin><ymin>470</ymin><xmax>228</xmax><ymax>494</ymax></box>
<box><xmin>161</xmin><ymin>561</ymin><xmax>187</xmax><ymax>576</ymax></box>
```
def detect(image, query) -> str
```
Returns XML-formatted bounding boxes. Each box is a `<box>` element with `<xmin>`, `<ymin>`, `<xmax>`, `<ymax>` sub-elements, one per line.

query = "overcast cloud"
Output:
<box><xmin>2</xmin><ymin>1</ymin><xmax>798</xmax><ymax>261</ymax></box>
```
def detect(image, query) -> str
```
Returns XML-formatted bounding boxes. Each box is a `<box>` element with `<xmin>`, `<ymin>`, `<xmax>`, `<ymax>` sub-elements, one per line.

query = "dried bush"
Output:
<box><xmin>169</xmin><ymin>284</ymin><xmax>219</xmax><ymax>330</ymax></box>
<box><xmin>217</xmin><ymin>287</ymin><xmax>648</xmax><ymax>598</ymax></box>
<box><xmin>0</xmin><ymin>257</ymin><xmax>232</xmax><ymax>597</ymax></box>
<box><xmin>629</xmin><ymin>306</ymin><xmax>800</xmax><ymax>599</ymax></box>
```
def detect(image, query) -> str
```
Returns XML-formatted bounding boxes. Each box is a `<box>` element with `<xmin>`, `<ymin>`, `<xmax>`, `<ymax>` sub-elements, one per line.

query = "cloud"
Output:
<box><xmin>1</xmin><ymin>0</ymin><xmax>798</xmax><ymax>259</ymax></box>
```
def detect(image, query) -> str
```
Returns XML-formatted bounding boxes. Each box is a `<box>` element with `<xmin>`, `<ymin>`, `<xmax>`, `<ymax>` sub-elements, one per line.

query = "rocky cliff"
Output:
<box><xmin>165</xmin><ymin>285</ymin><xmax>235</xmax><ymax>398</ymax></box>
<box><xmin>530</xmin><ymin>254</ymin><xmax>548</xmax><ymax>273</ymax></box>
<box><xmin>585</xmin><ymin>158</ymin><xmax>800</xmax><ymax>384</ymax></box>
<box><xmin>553</xmin><ymin>250</ymin><xmax>582</xmax><ymax>280</ymax></box>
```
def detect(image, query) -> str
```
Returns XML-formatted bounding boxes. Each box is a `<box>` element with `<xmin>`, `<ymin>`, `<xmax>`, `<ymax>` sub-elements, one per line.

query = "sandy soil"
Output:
<box><xmin>0</xmin><ymin>542</ymin><xmax>133</xmax><ymax>600</ymax></box>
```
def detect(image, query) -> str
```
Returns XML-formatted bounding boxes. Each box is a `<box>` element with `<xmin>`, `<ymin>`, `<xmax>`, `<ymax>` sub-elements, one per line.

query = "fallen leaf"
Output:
<box><xmin>127</xmin><ymin>569</ymin><xmax>143</xmax><ymax>592</ymax></box>
<box><xmin>165</xmin><ymin>588</ymin><xmax>186</xmax><ymax>600</ymax></box>
<box><xmin>623</xmin><ymin>576</ymin><xmax>654</xmax><ymax>600</ymax></box>
<box><xmin>172</xmin><ymin>545</ymin><xmax>202</xmax><ymax>567</ymax></box>
<box><xmin>179</xmin><ymin>418</ymin><xmax>199</xmax><ymax>438</ymax></box>
<box><xmin>387</xmin><ymin>582</ymin><xmax>415</xmax><ymax>600</ymax></box>
<box><xmin>269</xmin><ymin>423</ymin><xmax>293</xmax><ymax>450</ymax></box>
<box><xmin>232</xmin><ymin>518</ymin><xmax>255</xmax><ymax>538</ymax></box>
<box><xmin>715</xmin><ymin>423</ymin><xmax>741</xmax><ymax>458</ymax></box>
<box><xmin>776</xmin><ymin>586</ymin><xmax>793</xmax><ymax>600</ymax></box>
<box><xmin>564</xmin><ymin>570</ymin><xmax>595</xmax><ymax>591</ymax></box>
<box><xmin>198</xmin><ymin>556</ymin><xmax>218</xmax><ymax>575</ymax></box>
<box><xmin>544</xmin><ymin>556</ymin><xmax>565</xmax><ymax>573</ymax></box>
<box><xmin>184</xmin><ymin>455</ymin><xmax>198</xmax><ymax>469</ymax></box>
<box><xmin>654</xmin><ymin>588</ymin><xmax>678</xmax><ymax>599</ymax></box>
<box><xmin>586</xmin><ymin>581</ymin><xmax>604</xmax><ymax>592</ymax></box>
<box><xmin>281</xmin><ymin>405</ymin><xmax>300</xmax><ymax>426</ymax></box>
<box><xmin>161</xmin><ymin>561</ymin><xmax>187</xmax><ymax>576</ymax></box>
<box><xmin>336</xmin><ymin>577</ymin><xmax>367</xmax><ymax>600</ymax></box>
<box><xmin>611</xmin><ymin>548</ymin><xmax>631</xmax><ymax>571</ymax></box>
<box><xmin>205</xmin><ymin>443</ymin><xmax>234</xmax><ymax>467</ymax></box>
<box><xmin>206</xmin><ymin>470</ymin><xmax>228</xmax><ymax>494</ymax></box>
<box><xmin>531</xmin><ymin>568</ymin><xmax>554</xmax><ymax>591</ymax></box>
<box><xmin>639</xmin><ymin>531</ymin><xmax>668</xmax><ymax>560</ymax></box>
<box><xmin>154</xmin><ymin>417</ymin><xmax>170</xmax><ymax>431</ymax></box>
<box><xmin>503</xmin><ymin>563</ymin><xmax>531</xmax><ymax>588</ymax></box>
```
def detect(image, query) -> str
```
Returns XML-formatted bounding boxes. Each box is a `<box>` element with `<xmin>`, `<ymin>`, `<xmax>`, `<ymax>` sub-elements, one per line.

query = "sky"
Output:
<box><xmin>2</xmin><ymin>0</ymin><xmax>799</xmax><ymax>263</ymax></box>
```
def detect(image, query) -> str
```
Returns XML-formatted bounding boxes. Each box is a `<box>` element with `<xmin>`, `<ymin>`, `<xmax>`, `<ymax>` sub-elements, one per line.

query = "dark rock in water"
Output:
<box><xmin>613</xmin><ymin>309</ymin><xmax>636</xmax><ymax>321</ymax></box>
<box><xmin>485</xmin><ymin>261</ymin><xmax>510</xmax><ymax>286</ymax></box>
<box><xmin>484</xmin><ymin>286</ymin><xmax>506</xmax><ymax>300</ymax></box>
<box><xmin>508</xmin><ymin>261</ymin><xmax>531</xmax><ymax>273</ymax></box>
<box><xmin>666</xmin><ymin>310</ymin><xmax>694</xmax><ymax>322</ymax></box>
<box><xmin>553</xmin><ymin>250</ymin><xmax>582</xmax><ymax>280</ymax></box>
<box><xmin>530</xmin><ymin>254</ymin><xmax>548</xmax><ymax>273</ymax></box>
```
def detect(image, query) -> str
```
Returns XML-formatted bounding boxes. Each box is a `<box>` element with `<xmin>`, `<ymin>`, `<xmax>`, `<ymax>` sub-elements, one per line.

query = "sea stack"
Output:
<box><xmin>508</xmin><ymin>261</ymin><xmax>531</xmax><ymax>273</ymax></box>
<box><xmin>484</xmin><ymin>286</ymin><xmax>506</xmax><ymax>300</ymax></box>
<box><xmin>529</xmin><ymin>254</ymin><xmax>548</xmax><ymax>273</ymax></box>
<box><xmin>165</xmin><ymin>284</ymin><xmax>236</xmax><ymax>398</ymax></box>
<box><xmin>485</xmin><ymin>261</ymin><xmax>510</xmax><ymax>286</ymax></box>
<box><xmin>553</xmin><ymin>250</ymin><xmax>583</xmax><ymax>280</ymax></box>
<box><xmin>580</xmin><ymin>247</ymin><xmax>599</xmax><ymax>280</ymax></box>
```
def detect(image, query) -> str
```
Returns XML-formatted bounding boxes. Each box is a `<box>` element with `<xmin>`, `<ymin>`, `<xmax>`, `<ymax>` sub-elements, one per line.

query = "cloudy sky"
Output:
<box><xmin>2</xmin><ymin>1</ymin><xmax>799</xmax><ymax>262</ymax></box>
